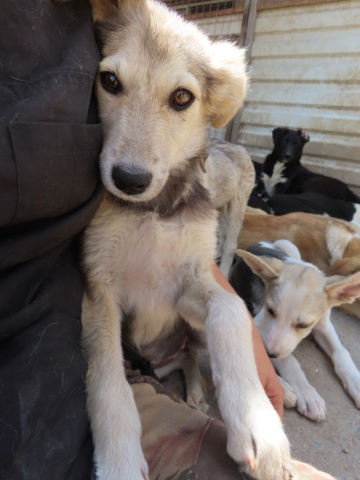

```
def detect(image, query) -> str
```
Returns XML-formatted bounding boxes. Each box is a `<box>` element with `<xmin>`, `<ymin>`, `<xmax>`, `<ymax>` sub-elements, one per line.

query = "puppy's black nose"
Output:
<box><xmin>112</xmin><ymin>166</ymin><xmax>152</xmax><ymax>195</ymax></box>
<box><xmin>267</xmin><ymin>352</ymin><xmax>279</xmax><ymax>359</ymax></box>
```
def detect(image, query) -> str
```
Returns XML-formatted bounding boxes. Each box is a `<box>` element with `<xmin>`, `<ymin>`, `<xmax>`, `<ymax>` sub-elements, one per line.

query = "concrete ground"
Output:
<box><xmin>162</xmin><ymin>307</ymin><xmax>360</xmax><ymax>480</ymax></box>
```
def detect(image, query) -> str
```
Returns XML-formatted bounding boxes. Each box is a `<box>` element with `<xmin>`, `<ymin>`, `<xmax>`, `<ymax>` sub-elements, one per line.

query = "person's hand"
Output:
<box><xmin>212</xmin><ymin>264</ymin><xmax>285</xmax><ymax>420</ymax></box>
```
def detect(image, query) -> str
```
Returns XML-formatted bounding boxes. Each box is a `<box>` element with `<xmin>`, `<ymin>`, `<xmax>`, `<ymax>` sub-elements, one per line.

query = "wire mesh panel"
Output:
<box><xmin>167</xmin><ymin>1</ymin><xmax>243</xmax><ymax>38</ymax></box>
<box><xmin>166</xmin><ymin>1</ymin><xmax>244</xmax><ymax>140</ymax></box>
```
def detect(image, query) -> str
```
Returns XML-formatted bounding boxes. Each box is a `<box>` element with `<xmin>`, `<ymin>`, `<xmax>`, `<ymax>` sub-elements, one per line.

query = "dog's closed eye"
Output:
<box><xmin>267</xmin><ymin>306</ymin><xmax>276</xmax><ymax>317</ymax></box>
<box><xmin>295</xmin><ymin>321</ymin><xmax>311</xmax><ymax>330</ymax></box>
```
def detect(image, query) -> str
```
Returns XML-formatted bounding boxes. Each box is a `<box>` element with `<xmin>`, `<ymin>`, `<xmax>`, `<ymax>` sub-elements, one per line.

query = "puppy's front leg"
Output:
<box><xmin>81</xmin><ymin>287</ymin><xmax>149</xmax><ymax>480</ymax></box>
<box><xmin>176</xmin><ymin>273</ymin><xmax>291</xmax><ymax>480</ymax></box>
<box><xmin>313</xmin><ymin>314</ymin><xmax>360</xmax><ymax>409</ymax></box>
<box><xmin>272</xmin><ymin>355</ymin><xmax>326</xmax><ymax>421</ymax></box>
<box><xmin>278</xmin><ymin>376</ymin><xmax>297</xmax><ymax>409</ymax></box>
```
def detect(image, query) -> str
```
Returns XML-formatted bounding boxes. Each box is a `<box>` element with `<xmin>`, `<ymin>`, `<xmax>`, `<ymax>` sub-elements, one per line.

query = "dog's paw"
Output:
<box><xmin>342</xmin><ymin>369</ymin><xmax>360</xmax><ymax>409</ymax></box>
<box><xmin>95</xmin><ymin>430</ymin><xmax>149</xmax><ymax>480</ymax></box>
<box><xmin>296</xmin><ymin>385</ymin><xmax>326</xmax><ymax>421</ymax></box>
<box><xmin>96</xmin><ymin>452</ymin><xmax>149</xmax><ymax>480</ymax></box>
<box><xmin>227</xmin><ymin>398</ymin><xmax>291</xmax><ymax>480</ymax></box>
<box><xmin>186</xmin><ymin>382</ymin><xmax>209</xmax><ymax>413</ymax></box>
<box><xmin>278</xmin><ymin>376</ymin><xmax>297</xmax><ymax>409</ymax></box>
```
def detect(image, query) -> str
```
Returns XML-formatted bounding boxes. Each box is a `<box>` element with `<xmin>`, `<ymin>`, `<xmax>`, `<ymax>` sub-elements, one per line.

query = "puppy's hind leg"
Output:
<box><xmin>180</xmin><ymin>347</ymin><xmax>209</xmax><ymax>413</ymax></box>
<box><xmin>155</xmin><ymin>356</ymin><xmax>185</xmax><ymax>380</ymax></box>
<box><xmin>313</xmin><ymin>314</ymin><xmax>360</xmax><ymax>409</ymax></box>
<box><xmin>156</xmin><ymin>348</ymin><xmax>209</xmax><ymax>413</ymax></box>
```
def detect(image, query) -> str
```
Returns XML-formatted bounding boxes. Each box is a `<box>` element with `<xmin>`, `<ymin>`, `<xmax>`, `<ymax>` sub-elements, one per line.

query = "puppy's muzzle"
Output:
<box><xmin>112</xmin><ymin>165</ymin><xmax>152</xmax><ymax>196</ymax></box>
<box><xmin>284</xmin><ymin>147</ymin><xmax>293</xmax><ymax>161</ymax></box>
<box><xmin>267</xmin><ymin>350</ymin><xmax>280</xmax><ymax>359</ymax></box>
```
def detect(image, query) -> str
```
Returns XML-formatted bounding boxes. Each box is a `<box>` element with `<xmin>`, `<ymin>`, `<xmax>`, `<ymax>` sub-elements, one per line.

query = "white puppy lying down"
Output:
<box><xmin>231</xmin><ymin>240</ymin><xmax>360</xmax><ymax>421</ymax></box>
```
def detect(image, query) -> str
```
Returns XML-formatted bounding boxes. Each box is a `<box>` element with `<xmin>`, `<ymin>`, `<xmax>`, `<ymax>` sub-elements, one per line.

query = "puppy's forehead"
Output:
<box><xmin>99</xmin><ymin>4</ymin><xmax>213</xmax><ymax>86</ymax></box>
<box><xmin>280</xmin><ymin>264</ymin><xmax>323</xmax><ymax>288</ymax></box>
<box><xmin>100</xmin><ymin>48</ymin><xmax>204</xmax><ymax>98</ymax></box>
<box><xmin>272</xmin><ymin>265</ymin><xmax>328</xmax><ymax>312</ymax></box>
<box><xmin>285</xmin><ymin>131</ymin><xmax>300</xmax><ymax>142</ymax></box>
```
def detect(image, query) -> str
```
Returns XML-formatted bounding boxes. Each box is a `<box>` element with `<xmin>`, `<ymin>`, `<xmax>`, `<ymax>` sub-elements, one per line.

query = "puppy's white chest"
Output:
<box><xmin>88</xmin><ymin>206</ymin><xmax>216</xmax><ymax>347</ymax></box>
<box><xmin>122</xmin><ymin>216</ymin><xmax>186</xmax><ymax>292</ymax></box>
<box><xmin>263</xmin><ymin>162</ymin><xmax>286</xmax><ymax>195</ymax></box>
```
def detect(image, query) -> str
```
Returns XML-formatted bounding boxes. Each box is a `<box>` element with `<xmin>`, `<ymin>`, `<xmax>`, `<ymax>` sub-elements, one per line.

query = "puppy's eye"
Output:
<box><xmin>295</xmin><ymin>322</ymin><xmax>309</xmax><ymax>330</ymax></box>
<box><xmin>170</xmin><ymin>88</ymin><xmax>194</xmax><ymax>111</ymax></box>
<box><xmin>100</xmin><ymin>72</ymin><xmax>123</xmax><ymax>94</ymax></box>
<box><xmin>267</xmin><ymin>307</ymin><xmax>275</xmax><ymax>316</ymax></box>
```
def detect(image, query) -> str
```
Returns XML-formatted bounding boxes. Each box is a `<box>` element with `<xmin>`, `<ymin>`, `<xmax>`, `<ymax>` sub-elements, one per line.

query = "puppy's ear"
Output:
<box><xmin>90</xmin><ymin>0</ymin><xmax>143</xmax><ymax>23</ymax></box>
<box><xmin>298</xmin><ymin>129</ymin><xmax>310</xmax><ymax>144</ymax></box>
<box><xmin>272</xmin><ymin>239</ymin><xmax>301</xmax><ymax>260</ymax></box>
<box><xmin>325</xmin><ymin>271</ymin><xmax>360</xmax><ymax>308</ymax></box>
<box><xmin>236</xmin><ymin>250</ymin><xmax>282</xmax><ymax>284</ymax></box>
<box><xmin>90</xmin><ymin>0</ymin><xmax>117</xmax><ymax>22</ymax></box>
<box><xmin>272</xmin><ymin>128</ymin><xmax>288</xmax><ymax>145</ymax></box>
<box><xmin>206</xmin><ymin>42</ymin><xmax>248</xmax><ymax>129</ymax></box>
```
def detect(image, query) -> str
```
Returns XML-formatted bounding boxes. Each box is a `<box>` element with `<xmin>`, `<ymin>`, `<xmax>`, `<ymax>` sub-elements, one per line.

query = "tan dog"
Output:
<box><xmin>234</xmin><ymin>240</ymin><xmax>360</xmax><ymax>422</ymax></box>
<box><xmin>206</xmin><ymin>139</ymin><xmax>255</xmax><ymax>278</ymax></box>
<box><xmin>82</xmin><ymin>1</ymin><xmax>291</xmax><ymax>480</ymax></box>
<box><xmin>239</xmin><ymin>209</ymin><xmax>360</xmax><ymax>319</ymax></box>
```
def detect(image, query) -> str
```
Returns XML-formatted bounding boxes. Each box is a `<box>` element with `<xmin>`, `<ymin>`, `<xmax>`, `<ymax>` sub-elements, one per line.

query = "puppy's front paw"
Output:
<box><xmin>296</xmin><ymin>385</ymin><xmax>326</xmax><ymax>421</ymax></box>
<box><xmin>95</xmin><ymin>432</ymin><xmax>149</xmax><ymax>480</ymax></box>
<box><xmin>342</xmin><ymin>369</ymin><xmax>360</xmax><ymax>409</ymax></box>
<box><xmin>278</xmin><ymin>376</ymin><xmax>297</xmax><ymax>409</ymax></box>
<box><xmin>227</xmin><ymin>397</ymin><xmax>291</xmax><ymax>480</ymax></box>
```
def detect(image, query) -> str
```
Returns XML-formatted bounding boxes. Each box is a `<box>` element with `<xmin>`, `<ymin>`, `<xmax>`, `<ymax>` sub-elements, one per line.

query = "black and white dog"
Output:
<box><xmin>255</xmin><ymin>128</ymin><xmax>310</xmax><ymax>197</ymax></box>
<box><xmin>256</xmin><ymin>127</ymin><xmax>360</xmax><ymax>205</ymax></box>
<box><xmin>267</xmin><ymin>192</ymin><xmax>360</xmax><ymax>227</ymax></box>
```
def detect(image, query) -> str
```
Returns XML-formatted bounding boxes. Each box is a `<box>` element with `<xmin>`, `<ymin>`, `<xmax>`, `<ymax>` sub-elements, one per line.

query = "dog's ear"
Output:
<box><xmin>272</xmin><ymin>239</ymin><xmax>301</xmax><ymax>260</ymax></box>
<box><xmin>90</xmin><ymin>0</ymin><xmax>144</xmax><ymax>23</ymax></box>
<box><xmin>324</xmin><ymin>270</ymin><xmax>360</xmax><ymax>308</ymax></box>
<box><xmin>235</xmin><ymin>249</ymin><xmax>282</xmax><ymax>284</ymax></box>
<box><xmin>90</xmin><ymin>0</ymin><xmax>119</xmax><ymax>23</ymax></box>
<box><xmin>206</xmin><ymin>42</ymin><xmax>248</xmax><ymax>129</ymax></box>
<box><xmin>297</xmin><ymin>129</ymin><xmax>310</xmax><ymax>144</ymax></box>
<box><xmin>272</xmin><ymin>128</ymin><xmax>288</xmax><ymax>145</ymax></box>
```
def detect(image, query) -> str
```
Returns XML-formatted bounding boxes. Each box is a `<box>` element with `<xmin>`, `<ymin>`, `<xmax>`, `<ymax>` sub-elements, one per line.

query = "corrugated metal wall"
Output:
<box><xmin>239</xmin><ymin>0</ymin><xmax>360</xmax><ymax>193</ymax></box>
<box><xmin>194</xmin><ymin>12</ymin><xmax>243</xmax><ymax>36</ymax></box>
<box><xmin>168</xmin><ymin>0</ymin><xmax>360</xmax><ymax>193</ymax></box>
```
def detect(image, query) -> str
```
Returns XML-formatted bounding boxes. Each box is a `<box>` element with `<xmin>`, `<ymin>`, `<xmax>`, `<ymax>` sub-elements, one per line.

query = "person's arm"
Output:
<box><xmin>212</xmin><ymin>264</ymin><xmax>285</xmax><ymax>420</ymax></box>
